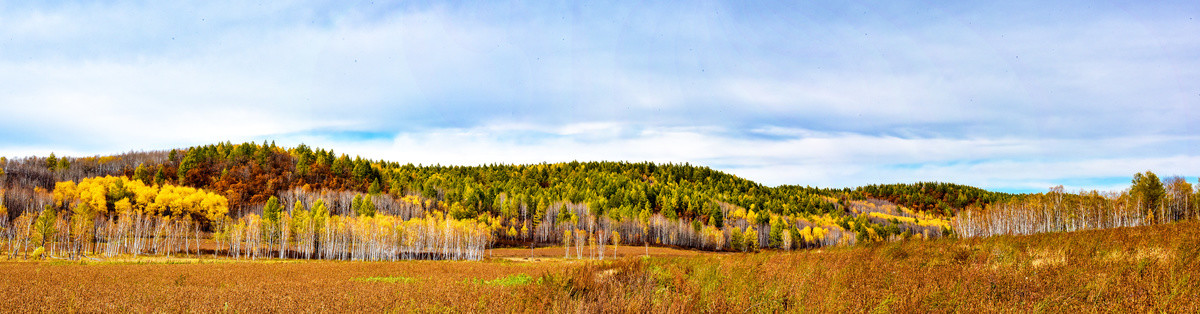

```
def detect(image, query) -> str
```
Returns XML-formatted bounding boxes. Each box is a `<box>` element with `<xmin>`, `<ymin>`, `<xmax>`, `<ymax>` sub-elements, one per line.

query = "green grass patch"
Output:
<box><xmin>468</xmin><ymin>273</ymin><xmax>536</xmax><ymax>286</ymax></box>
<box><xmin>353</xmin><ymin>276</ymin><xmax>419</xmax><ymax>283</ymax></box>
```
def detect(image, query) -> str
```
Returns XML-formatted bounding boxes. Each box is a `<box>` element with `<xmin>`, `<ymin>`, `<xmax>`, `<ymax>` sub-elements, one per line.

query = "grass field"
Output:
<box><xmin>2</xmin><ymin>221</ymin><xmax>1198</xmax><ymax>312</ymax></box>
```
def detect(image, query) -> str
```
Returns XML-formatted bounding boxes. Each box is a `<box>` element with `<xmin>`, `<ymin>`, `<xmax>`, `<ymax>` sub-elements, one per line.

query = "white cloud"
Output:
<box><xmin>0</xmin><ymin>2</ymin><xmax>1196</xmax><ymax>192</ymax></box>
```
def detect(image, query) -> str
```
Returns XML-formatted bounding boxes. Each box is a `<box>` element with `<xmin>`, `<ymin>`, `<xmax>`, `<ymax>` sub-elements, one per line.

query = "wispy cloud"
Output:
<box><xmin>1</xmin><ymin>1</ymin><xmax>1196</xmax><ymax>192</ymax></box>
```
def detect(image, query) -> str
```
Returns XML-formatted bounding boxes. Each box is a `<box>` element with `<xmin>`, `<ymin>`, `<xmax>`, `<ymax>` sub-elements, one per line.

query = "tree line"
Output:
<box><xmin>0</xmin><ymin>176</ymin><xmax>493</xmax><ymax>261</ymax></box>
<box><xmin>953</xmin><ymin>171</ymin><xmax>1198</xmax><ymax>237</ymax></box>
<box><xmin>4</xmin><ymin>142</ymin><xmax>1193</xmax><ymax>259</ymax></box>
<box><xmin>4</xmin><ymin>142</ymin><xmax>860</xmax><ymax>253</ymax></box>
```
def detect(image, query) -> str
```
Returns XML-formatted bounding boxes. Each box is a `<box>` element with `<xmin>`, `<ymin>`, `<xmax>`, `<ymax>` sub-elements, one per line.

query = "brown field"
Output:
<box><xmin>490</xmin><ymin>244</ymin><xmax>709</xmax><ymax>259</ymax></box>
<box><xmin>3</xmin><ymin>221</ymin><xmax>1199</xmax><ymax>313</ymax></box>
<box><xmin>0</xmin><ymin>257</ymin><xmax>569</xmax><ymax>312</ymax></box>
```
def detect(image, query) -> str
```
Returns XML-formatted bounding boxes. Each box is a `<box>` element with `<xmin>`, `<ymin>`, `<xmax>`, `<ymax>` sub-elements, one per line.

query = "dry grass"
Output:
<box><xmin>522</xmin><ymin>220</ymin><xmax>1200</xmax><ymax>312</ymax></box>
<box><xmin>490</xmin><ymin>245</ymin><xmax>709</xmax><ymax>259</ymax></box>
<box><xmin>2</xmin><ymin>221</ymin><xmax>1198</xmax><ymax>312</ymax></box>
<box><xmin>0</xmin><ymin>258</ymin><xmax>567</xmax><ymax>312</ymax></box>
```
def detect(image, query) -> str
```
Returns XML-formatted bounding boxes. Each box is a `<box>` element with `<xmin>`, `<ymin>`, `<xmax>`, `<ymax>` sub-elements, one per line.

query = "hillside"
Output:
<box><xmin>0</xmin><ymin>142</ymin><xmax>948</xmax><ymax>256</ymax></box>
<box><xmin>0</xmin><ymin>142</ymin><xmax>1195</xmax><ymax>259</ymax></box>
<box><xmin>853</xmin><ymin>182</ymin><xmax>1013</xmax><ymax>216</ymax></box>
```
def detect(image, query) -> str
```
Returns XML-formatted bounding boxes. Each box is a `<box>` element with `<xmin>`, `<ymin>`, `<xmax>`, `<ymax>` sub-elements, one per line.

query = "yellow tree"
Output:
<box><xmin>610</xmin><ymin>231</ymin><xmax>621</xmax><ymax>258</ymax></box>
<box><xmin>743</xmin><ymin>225</ymin><xmax>758</xmax><ymax>252</ymax></box>
<box><xmin>69</xmin><ymin>202</ymin><xmax>96</xmax><ymax>258</ymax></box>
<box><xmin>563</xmin><ymin>228</ymin><xmax>572</xmax><ymax>258</ymax></box>
<box><xmin>52</xmin><ymin>181</ymin><xmax>78</xmax><ymax>209</ymax></box>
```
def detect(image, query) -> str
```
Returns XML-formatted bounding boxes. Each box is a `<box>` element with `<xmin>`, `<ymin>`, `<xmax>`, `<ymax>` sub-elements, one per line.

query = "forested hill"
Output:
<box><xmin>853</xmin><ymin>183</ymin><xmax>1014</xmax><ymax>217</ymax></box>
<box><xmin>3</xmin><ymin>142</ymin><xmax>853</xmax><ymax>220</ymax></box>
<box><xmin>1</xmin><ymin>141</ymin><xmax>1018</xmax><ymax>253</ymax></box>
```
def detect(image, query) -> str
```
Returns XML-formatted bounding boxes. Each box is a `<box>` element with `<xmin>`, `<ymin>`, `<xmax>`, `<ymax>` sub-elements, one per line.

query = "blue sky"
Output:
<box><xmin>1</xmin><ymin>1</ymin><xmax>1197</xmax><ymax>193</ymax></box>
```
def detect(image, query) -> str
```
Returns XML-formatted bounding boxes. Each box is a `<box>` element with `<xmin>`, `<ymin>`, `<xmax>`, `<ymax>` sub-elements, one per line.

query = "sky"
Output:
<box><xmin>1</xmin><ymin>1</ymin><xmax>1197</xmax><ymax>193</ymax></box>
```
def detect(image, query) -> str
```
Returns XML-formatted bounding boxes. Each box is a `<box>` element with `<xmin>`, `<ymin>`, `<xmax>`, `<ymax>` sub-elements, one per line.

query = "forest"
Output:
<box><xmin>0</xmin><ymin>141</ymin><xmax>1197</xmax><ymax>261</ymax></box>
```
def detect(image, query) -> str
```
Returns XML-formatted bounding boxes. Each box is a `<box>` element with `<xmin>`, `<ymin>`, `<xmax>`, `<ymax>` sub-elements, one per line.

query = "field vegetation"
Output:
<box><xmin>1</xmin><ymin>220</ymin><xmax>1196</xmax><ymax>312</ymax></box>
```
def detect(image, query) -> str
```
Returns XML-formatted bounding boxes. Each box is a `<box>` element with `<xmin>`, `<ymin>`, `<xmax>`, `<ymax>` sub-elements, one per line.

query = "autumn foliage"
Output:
<box><xmin>1</xmin><ymin>143</ymin><xmax>1197</xmax><ymax>260</ymax></box>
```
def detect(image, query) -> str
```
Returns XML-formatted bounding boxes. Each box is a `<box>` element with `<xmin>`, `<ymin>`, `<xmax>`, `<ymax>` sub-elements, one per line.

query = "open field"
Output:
<box><xmin>490</xmin><ymin>245</ymin><xmax>709</xmax><ymax>259</ymax></box>
<box><xmin>3</xmin><ymin>221</ymin><xmax>1199</xmax><ymax>312</ymax></box>
<box><xmin>523</xmin><ymin>222</ymin><xmax>1200</xmax><ymax>312</ymax></box>
<box><xmin>0</xmin><ymin>257</ymin><xmax>570</xmax><ymax>312</ymax></box>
